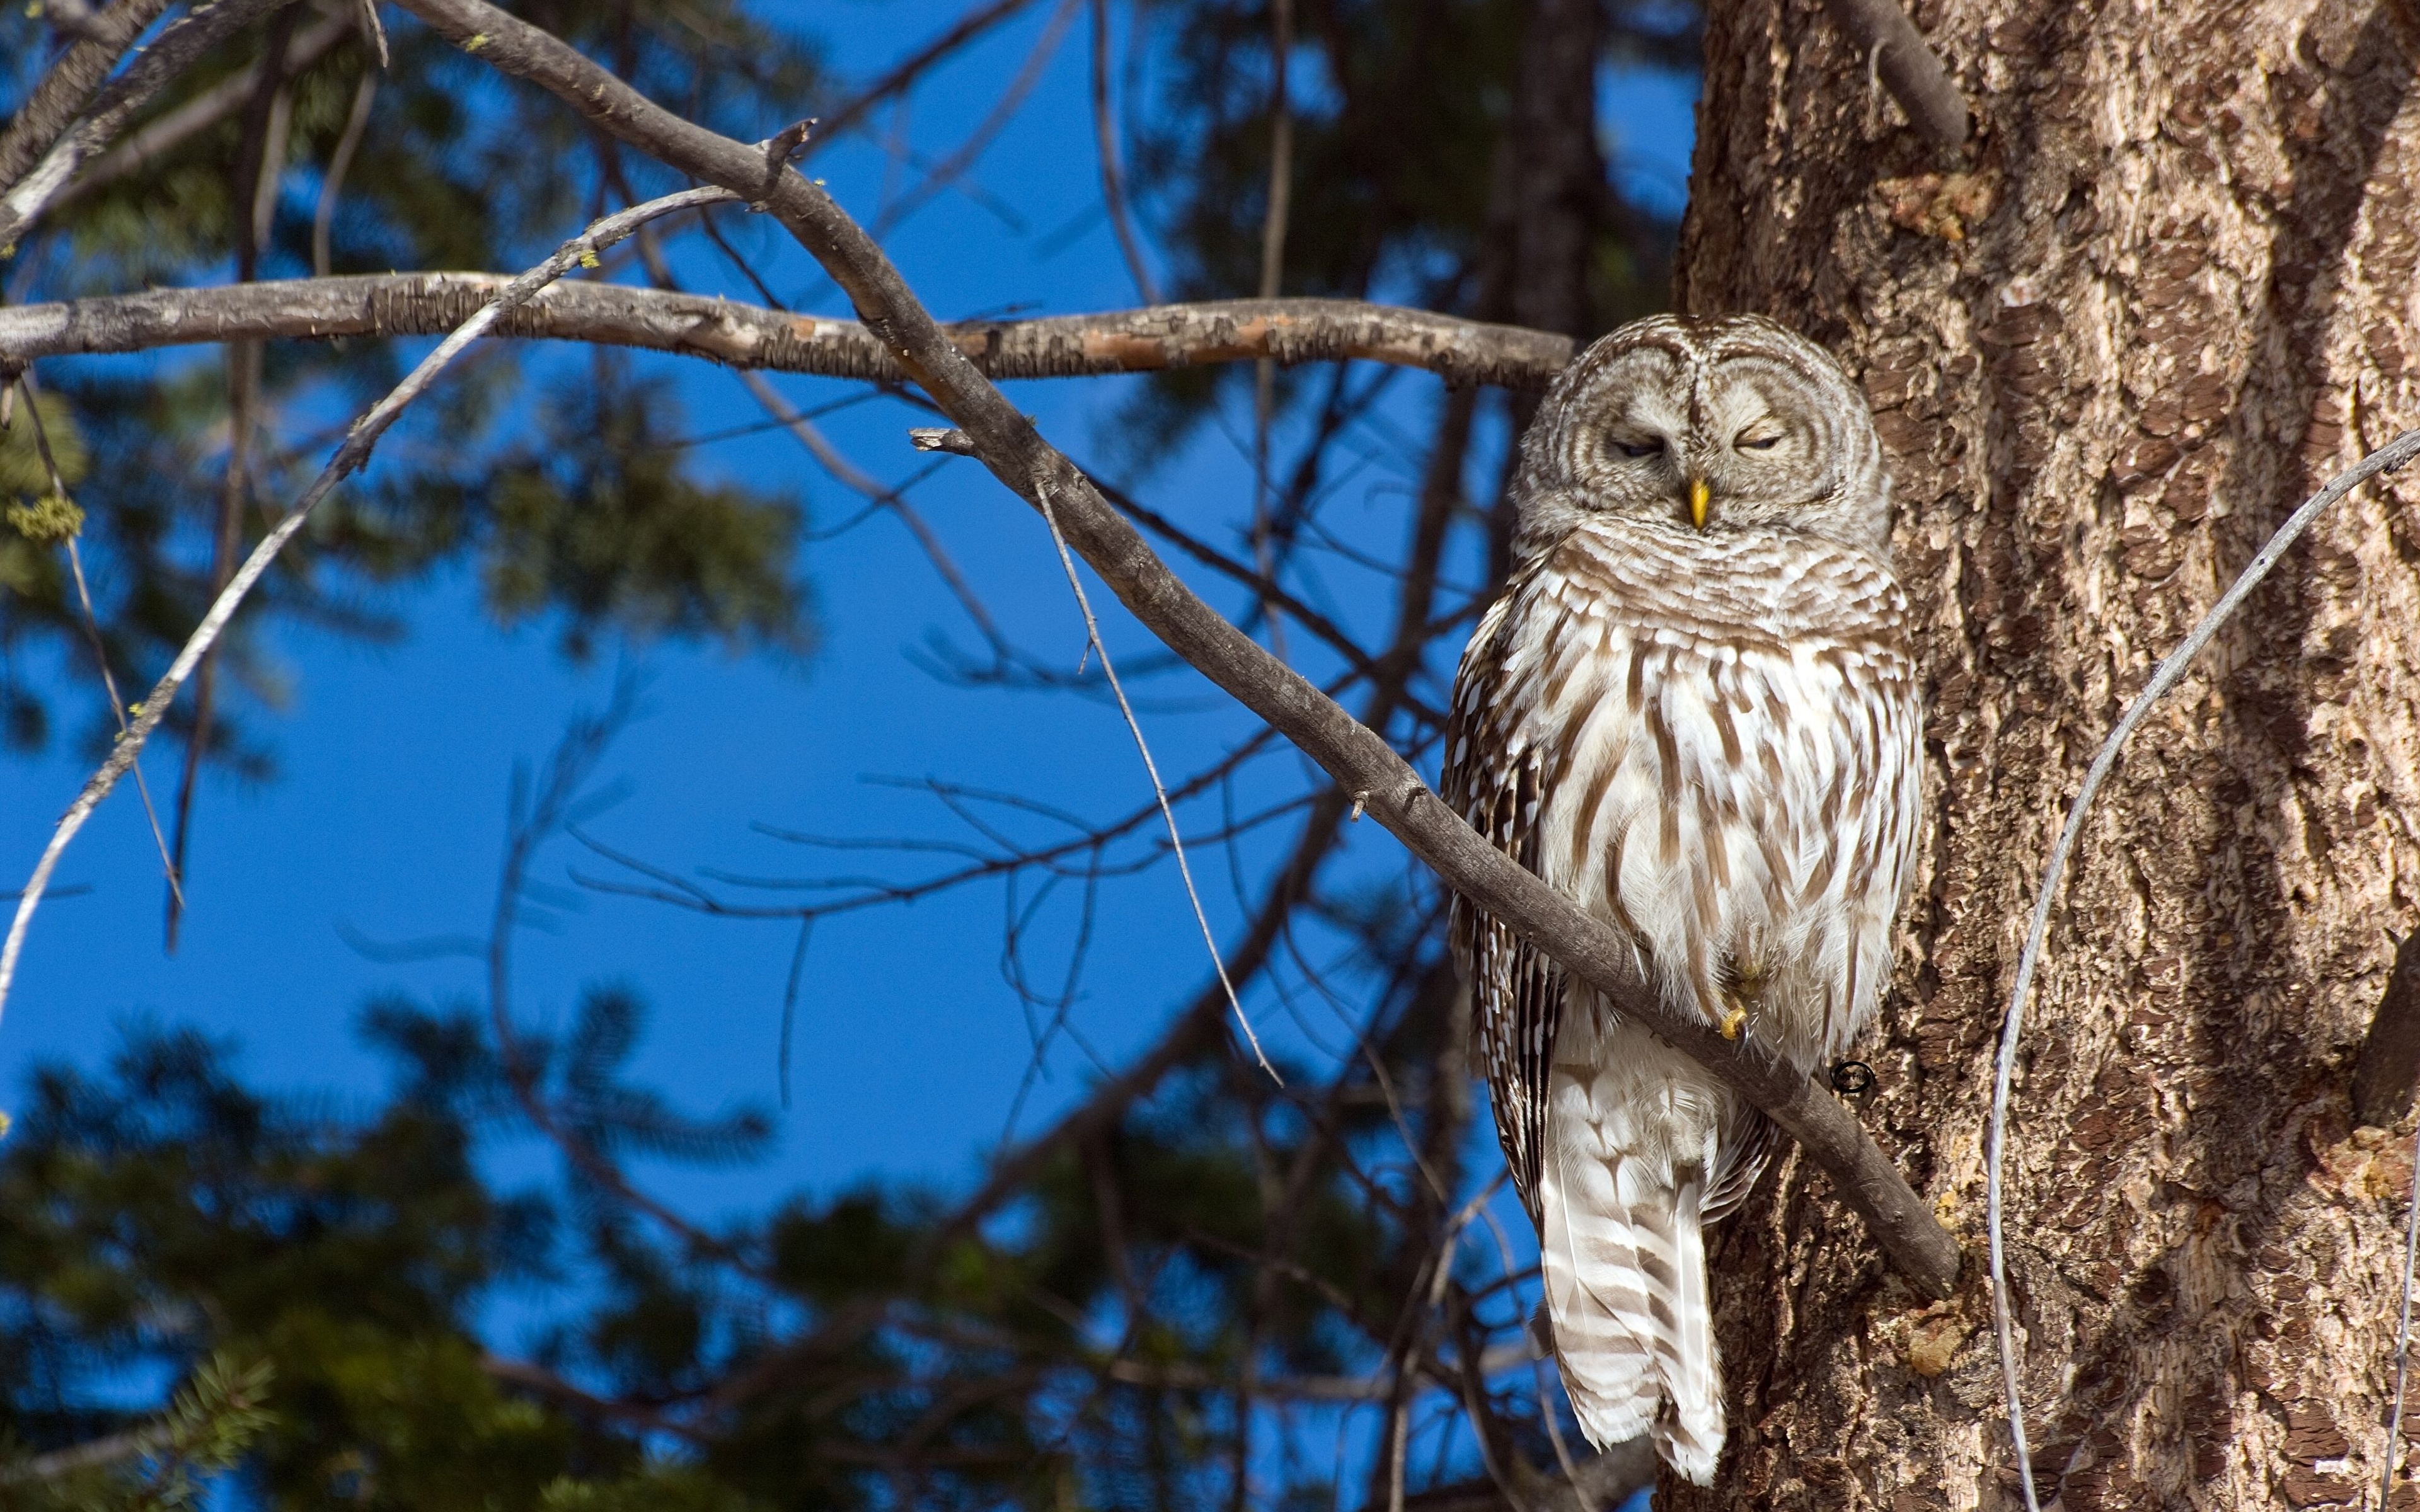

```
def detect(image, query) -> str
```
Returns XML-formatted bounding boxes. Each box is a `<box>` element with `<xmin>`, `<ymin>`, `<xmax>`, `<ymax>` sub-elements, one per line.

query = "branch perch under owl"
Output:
<box><xmin>386</xmin><ymin>0</ymin><xmax>1965</xmax><ymax>1300</ymax></box>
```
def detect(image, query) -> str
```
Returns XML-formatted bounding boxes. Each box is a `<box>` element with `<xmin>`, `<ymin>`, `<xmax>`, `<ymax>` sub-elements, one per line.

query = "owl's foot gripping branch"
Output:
<box><xmin>386</xmin><ymin>0</ymin><xmax>1966</xmax><ymax>1303</ymax></box>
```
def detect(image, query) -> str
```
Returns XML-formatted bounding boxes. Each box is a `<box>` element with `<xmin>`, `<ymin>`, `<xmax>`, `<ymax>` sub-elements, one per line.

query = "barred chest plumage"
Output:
<box><xmin>1455</xmin><ymin>517</ymin><xmax>1922</xmax><ymax>1069</ymax></box>
<box><xmin>1446</xmin><ymin>512</ymin><xmax>1925</xmax><ymax>1266</ymax></box>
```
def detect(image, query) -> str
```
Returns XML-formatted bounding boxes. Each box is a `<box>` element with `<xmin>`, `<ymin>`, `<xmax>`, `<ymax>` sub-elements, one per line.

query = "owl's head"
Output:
<box><xmin>1509</xmin><ymin>314</ymin><xmax>1892</xmax><ymax>561</ymax></box>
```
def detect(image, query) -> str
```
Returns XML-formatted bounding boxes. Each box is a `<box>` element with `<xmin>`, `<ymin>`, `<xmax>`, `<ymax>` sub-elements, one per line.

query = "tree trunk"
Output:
<box><xmin>1670</xmin><ymin>0</ymin><xmax>2420</xmax><ymax>1505</ymax></box>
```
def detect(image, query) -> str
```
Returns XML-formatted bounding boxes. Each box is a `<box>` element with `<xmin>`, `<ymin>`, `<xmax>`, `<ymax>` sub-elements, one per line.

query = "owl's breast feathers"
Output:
<box><xmin>1446</xmin><ymin>517</ymin><xmax>1925</xmax><ymax>1211</ymax></box>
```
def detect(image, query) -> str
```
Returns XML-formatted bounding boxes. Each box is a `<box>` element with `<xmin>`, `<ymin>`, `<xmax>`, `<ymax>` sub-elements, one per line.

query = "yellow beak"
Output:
<box><xmin>1688</xmin><ymin>476</ymin><xmax>1710</xmax><ymax>530</ymax></box>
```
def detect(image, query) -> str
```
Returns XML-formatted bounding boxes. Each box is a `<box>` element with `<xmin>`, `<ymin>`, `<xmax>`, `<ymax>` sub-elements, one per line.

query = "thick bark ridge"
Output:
<box><xmin>1671</xmin><ymin>0</ymin><xmax>2420</xmax><ymax>1506</ymax></box>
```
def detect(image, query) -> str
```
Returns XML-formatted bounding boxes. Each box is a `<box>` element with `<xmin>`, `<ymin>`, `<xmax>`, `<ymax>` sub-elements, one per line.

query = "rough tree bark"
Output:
<box><xmin>1671</xmin><ymin>0</ymin><xmax>2420</xmax><ymax>1506</ymax></box>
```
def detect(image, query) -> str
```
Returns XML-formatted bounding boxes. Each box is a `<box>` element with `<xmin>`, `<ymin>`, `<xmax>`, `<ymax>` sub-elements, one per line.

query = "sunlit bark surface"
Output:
<box><xmin>1672</xmin><ymin>0</ymin><xmax>2420</xmax><ymax>1504</ymax></box>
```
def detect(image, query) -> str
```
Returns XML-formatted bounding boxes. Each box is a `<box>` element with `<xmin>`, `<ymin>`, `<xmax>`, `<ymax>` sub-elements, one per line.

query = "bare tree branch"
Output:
<box><xmin>1100</xmin><ymin>478</ymin><xmax>1449</xmax><ymax>728</ymax></box>
<box><xmin>1984</xmin><ymin>428</ymin><xmax>2420</xmax><ymax>1511</ymax></box>
<box><xmin>706</xmin><ymin>782</ymin><xmax>1361</xmax><ymax>1412</ymax></box>
<box><xmin>1816</xmin><ymin>0</ymin><xmax>1971</xmax><ymax>151</ymax></box>
<box><xmin>0</xmin><ymin>0</ymin><xmax>179</xmax><ymax>193</ymax></box>
<box><xmin>392</xmin><ymin>0</ymin><xmax>1962</xmax><ymax>1299</ymax></box>
<box><xmin>868</xmin><ymin>0</ymin><xmax>1082</xmax><ymax>239</ymax></box>
<box><xmin>1030</xmin><ymin>473</ymin><xmax>1276</xmax><ymax>1076</ymax></box>
<box><xmin>481</xmin><ymin>1355</ymin><xmax>696</xmax><ymax>1439</ymax></box>
<box><xmin>1247</xmin><ymin>0</ymin><xmax>1296</xmax><ymax>665</ymax></box>
<box><xmin>1399</xmin><ymin>1441</ymin><xmax>1654</xmax><ymax>1512</ymax></box>
<box><xmin>21</xmin><ymin>0</ymin><xmax>110</xmax><ymax>37</ymax></box>
<box><xmin>0</xmin><ymin>1424</ymin><xmax>164</xmax><ymax>1484</ymax></box>
<box><xmin>0</xmin><ymin>0</ymin><xmax>306</xmax><ymax>251</ymax></box>
<box><xmin>1100</xmin><ymin>1341</ymin><xmax>1533</xmax><ymax>1401</ymax></box>
<box><xmin>1086</xmin><ymin>0</ymin><xmax>1158</xmax><ymax>302</ymax></box>
<box><xmin>49</xmin><ymin>12</ymin><xmax>357</xmax><ymax>210</ymax></box>
<box><xmin>807</xmin><ymin>0</ymin><xmax>1045</xmax><ymax>148</ymax></box>
<box><xmin>169</xmin><ymin>1</ymin><xmax>297</xmax><ymax>951</ymax></box>
<box><xmin>311</xmin><ymin>66</ymin><xmax>376</xmax><ymax>277</ymax></box>
<box><xmin>0</xmin><ymin>276</ymin><xmax>1575</xmax><ymax>389</ymax></box>
<box><xmin>5</xmin><ymin>372</ymin><xmax>182</xmax><ymax>902</ymax></box>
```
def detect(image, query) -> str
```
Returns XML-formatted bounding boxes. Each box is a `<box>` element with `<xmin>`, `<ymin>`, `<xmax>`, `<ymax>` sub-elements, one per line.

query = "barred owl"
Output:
<box><xmin>1444</xmin><ymin>314</ymin><xmax>1923</xmax><ymax>1485</ymax></box>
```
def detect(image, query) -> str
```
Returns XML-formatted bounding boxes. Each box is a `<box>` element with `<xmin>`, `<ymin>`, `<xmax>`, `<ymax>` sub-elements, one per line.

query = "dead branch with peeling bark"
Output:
<box><xmin>0</xmin><ymin>278</ymin><xmax>1574</xmax><ymax>390</ymax></box>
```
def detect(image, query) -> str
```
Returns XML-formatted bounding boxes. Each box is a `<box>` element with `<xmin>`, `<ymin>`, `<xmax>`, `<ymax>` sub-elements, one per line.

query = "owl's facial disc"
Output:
<box><xmin>1513</xmin><ymin>314</ymin><xmax>1893</xmax><ymax>563</ymax></box>
<box><xmin>1563</xmin><ymin>350</ymin><xmax>1839</xmax><ymax>534</ymax></box>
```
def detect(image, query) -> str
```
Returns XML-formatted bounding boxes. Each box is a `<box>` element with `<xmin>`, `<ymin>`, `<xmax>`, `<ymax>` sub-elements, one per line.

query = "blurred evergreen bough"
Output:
<box><xmin>0</xmin><ymin>965</ymin><xmax>1445</xmax><ymax>1508</ymax></box>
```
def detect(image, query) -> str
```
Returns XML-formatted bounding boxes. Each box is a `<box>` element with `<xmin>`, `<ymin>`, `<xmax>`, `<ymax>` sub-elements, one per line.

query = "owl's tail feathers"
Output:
<box><xmin>1538</xmin><ymin>1148</ymin><xmax>1724</xmax><ymax>1486</ymax></box>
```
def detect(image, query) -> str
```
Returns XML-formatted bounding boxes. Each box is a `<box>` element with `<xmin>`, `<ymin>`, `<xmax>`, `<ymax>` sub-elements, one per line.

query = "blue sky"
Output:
<box><xmin>1</xmin><ymin>6</ymin><xmax>1697</xmax><ymax>1495</ymax></box>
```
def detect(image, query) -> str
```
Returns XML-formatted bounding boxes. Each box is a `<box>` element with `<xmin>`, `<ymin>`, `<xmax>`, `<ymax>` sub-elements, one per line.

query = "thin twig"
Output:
<box><xmin>0</xmin><ymin>0</ymin><xmax>177</xmax><ymax>194</ymax></box>
<box><xmin>867</xmin><ymin>0</ymin><xmax>1083</xmax><ymax>239</ymax></box>
<box><xmin>0</xmin><ymin>185</ymin><xmax>735</xmax><ymax>1031</ymax></box>
<box><xmin>1099</xmin><ymin>474</ymin><xmax>1446</xmax><ymax>726</ymax></box>
<box><xmin>2388</xmin><ymin>1152</ymin><xmax>2420</xmax><ymax>1512</ymax></box>
<box><xmin>909</xmin><ymin>424</ymin><xmax>1441</xmax><ymax>707</ymax></box>
<box><xmin>480</xmin><ymin>1355</ymin><xmax>691</xmax><ymax>1438</ymax></box>
<box><xmin>706</xmin><ymin>792</ymin><xmax>1354</xmax><ymax>1414</ymax></box>
<box><xmin>1814</xmin><ymin>0</ymin><xmax>1970</xmax><ymax>151</ymax></box>
<box><xmin>171</xmin><ymin>11</ymin><xmax>297</xmax><ymax>949</ymax></box>
<box><xmin>1468</xmin><ymin>1196</ymin><xmax>1594</xmax><ymax>1511</ymax></box>
<box><xmin>778</xmin><ymin>917</ymin><xmax>814</xmax><ymax>1110</ymax></box>
<box><xmin>313</xmin><ymin>71</ymin><xmax>377</xmax><ymax>277</ymax></box>
<box><xmin>353</xmin><ymin>0</ymin><xmax>387</xmax><ymax>67</ymax></box>
<box><xmin>572</xmin><ymin>732</ymin><xmax>1308</xmax><ymax>927</ymax></box>
<box><xmin>1254</xmin><ymin>0</ymin><xmax>1293</xmax><ymax>310</ymax></box>
<box><xmin>1248</xmin><ymin>0</ymin><xmax>1294</xmax><ymax>662</ymax></box>
<box><xmin>52</xmin><ymin>14</ymin><xmax>357</xmax><ymax>210</ymax></box>
<box><xmin>1033</xmin><ymin>477</ymin><xmax>1276</xmax><ymax>1080</ymax></box>
<box><xmin>0</xmin><ymin>1424</ymin><xmax>166</xmax><ymax>1484</ymax></box>
<box><xmin>605</xmin><ymin>198</ymin><xmax>996</xmax><ymax>655</ymax></box>
<box><xmin>1985</xmin><ymin>429</ymin><xmax>2420</xmax><ymax>1511</ymax></box>
<box><xmin>1087</xmin><ymin>0</ymin><xmax>1158</xmax><ymax>303</ymax></box>
<box><xmin>9</xmin><ymin>373</ymin><xmax>180</xmax><ymax>905</ymax></box>
<box><xmin>806</xmin><ymin>0</ymin><xmax>1044</xmax><ymax>149</ymax></box>
<box><xmin>481</xmin><ymin>678</ymin><xmax>773</xmax><ymax>1276</ymax></box>
<box><xmin>737</xmin><ymin>369</ymin><xmax>1011</xmax><ymax>660</ymax></box>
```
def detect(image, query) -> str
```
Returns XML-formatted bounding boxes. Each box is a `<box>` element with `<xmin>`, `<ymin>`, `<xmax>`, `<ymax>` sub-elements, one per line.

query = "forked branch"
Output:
<box><xmin>0</xmin><ymin>0</ymin><xmax>178</xmax><ymax>193</ymax></box>
<box><xmin>391</xmin><ymin>0</ymin><xmax>1962</xmax><ymax>1298</ymax></box>
<box><xmin>0</xmin><ymin>0</ymin><xmax>307</xmax><ymax>251</ymax></box>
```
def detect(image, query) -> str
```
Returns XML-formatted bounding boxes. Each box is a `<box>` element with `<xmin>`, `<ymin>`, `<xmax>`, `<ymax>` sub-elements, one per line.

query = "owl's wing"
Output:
<box><xmin>1445</xmin><ymin>603</ymin><xmax>1564</xmax><ymax>1224</ymax></box>
<box><xmin>1702</xmin><ymin>1109</ymin><xmax>1778</xmax><ymax>1223</ymax></box>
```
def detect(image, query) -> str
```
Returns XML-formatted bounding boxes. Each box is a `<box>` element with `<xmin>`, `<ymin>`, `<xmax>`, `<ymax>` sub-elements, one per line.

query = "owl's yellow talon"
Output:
<box><xmin>1719</xmin><ymin>1005</ymin><xmax>1748</xmax><ymax>1040</ymax></box>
